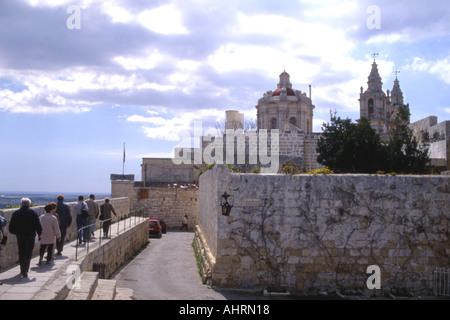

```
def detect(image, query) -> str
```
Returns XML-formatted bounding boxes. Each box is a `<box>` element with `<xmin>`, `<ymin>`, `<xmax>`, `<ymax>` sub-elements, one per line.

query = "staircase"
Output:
<box><xmin>66</xmin><ymin>271</ymin><xmax>134</xmax><ymax>300</ymax></box>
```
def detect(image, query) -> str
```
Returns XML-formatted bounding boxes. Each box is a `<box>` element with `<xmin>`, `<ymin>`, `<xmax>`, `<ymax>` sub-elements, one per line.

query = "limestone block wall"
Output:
<box><xmin>77</xmin><ymin>217</ymin><xmax>148</xmax><ymax>279</ymax></box>
<box><xmin>197</xmin><ymin>165</ymin><xmax>450</xmax><ymax>296</ymax></box>
<box><xmin>142</xmin><ymin>158</ymin><xmax>197</xmax><ymax>185</ymax></box>
<box><xmin>34</xmin><ymin>216</ymin><xmax>149</xmax><ymax>300</ymax></box>
<box><xmin>0</xmin><ymin>197</ymin><xmax>130</xmax><ymax>270</ymax></box>
<box><xmin>130</xmin><ymin>186</ymin><xmax>199</xmax><ymax>230</ymax></box>
<box><xmin>218</xmin><ymin>130</ymin><xmax>322</xmax><ymax>172</ymax></box>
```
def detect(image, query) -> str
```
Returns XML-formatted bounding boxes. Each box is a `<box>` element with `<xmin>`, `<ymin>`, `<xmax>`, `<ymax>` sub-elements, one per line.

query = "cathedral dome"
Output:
<box><xmin>272</xmin><ymin>87</ymin><xmax>296</xmax><ymax>96</ymax></box>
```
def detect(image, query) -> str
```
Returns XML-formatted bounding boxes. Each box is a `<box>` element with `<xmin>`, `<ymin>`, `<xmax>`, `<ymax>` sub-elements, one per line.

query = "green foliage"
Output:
<box><xmin>226</xmin><ymin>164</ymin><xmax>242</xmax><ymax>173</ymax></box>
<box><xmin>385</xmin><ymin>105</ymin><xmax>429</xmax><ymax>174</ymax></box>
<box><xmin>206</xmin><ymin>162</ymin><xmax>216</xmax><ymax>170</ymax></box>
<box><xmin>316</xmin><ymin>108</ymin><xmax>429</xmax><ymax>174</ymax></box>
<box><xmin>250</xmin><ymin>165</ymin><xmax>260</xmax><ymax>174</ymax></box>
<box><xmin>307</xmin><ymin>167</ymin><xmax>334</xmax><ymax>175</ymax></box>
<box><xmin>317</xmin><ymin>111</ymin><xmax>387</xmax><ymax>173</ymax></box>
<box><xmin>280</xmin><ymin>160</ymin><xmax>301</xmax><ymax>175</ymax></box>
<box><xmin>197</xmin><ymin>162</ymin><xmax>216</xmax><ymax>177</ymax></box>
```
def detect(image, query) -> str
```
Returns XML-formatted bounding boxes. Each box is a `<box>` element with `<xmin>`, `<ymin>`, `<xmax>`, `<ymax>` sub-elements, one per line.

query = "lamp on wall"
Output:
<box><xmin>221</xmin><ymin>192</ymin><xmax>234</xmax><ymax>216</ymax></box>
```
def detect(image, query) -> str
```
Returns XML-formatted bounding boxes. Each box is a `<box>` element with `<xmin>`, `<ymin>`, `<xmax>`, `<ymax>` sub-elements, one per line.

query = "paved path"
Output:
<box><xmin>0</xmin><ymin>236</ymin><xmax>82</xmax><ymax>300</ymax></box>
<box><xmin>0</xmin><ymin>218</ymin><xmax>139</xmax><ymax>300</ymax></box>
<box><xmin>111</xmin><ymin>231</ymin><xmax>265</xmax><ymax>300</ymax></box>
<box><xmin>111</xmin><ymin>231</ymin><xmax>229</xmax><ymax>300</ymax></box>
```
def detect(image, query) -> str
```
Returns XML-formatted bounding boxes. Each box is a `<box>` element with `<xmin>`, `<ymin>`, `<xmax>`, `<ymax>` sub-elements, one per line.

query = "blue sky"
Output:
<box><xmin>0</xmin><ymin>0</ymin><xmax>449</xmax><ymax>193</ymax></box>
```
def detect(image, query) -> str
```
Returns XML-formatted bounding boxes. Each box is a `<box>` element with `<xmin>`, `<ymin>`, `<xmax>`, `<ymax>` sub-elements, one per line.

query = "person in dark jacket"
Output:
<box><xmin>55</xmin><ymin>195</ymin><xmax>72</xmax><ymax>255</ymax></box>
<box><xmin>100</xmin><ymin>197</ymin><xmax>116</xmax><ymax>238</ymax></box>
<box><xmin>9</xmin><ymin>198</ymin><xmax>42</xmax><ymax>278</ymax></box>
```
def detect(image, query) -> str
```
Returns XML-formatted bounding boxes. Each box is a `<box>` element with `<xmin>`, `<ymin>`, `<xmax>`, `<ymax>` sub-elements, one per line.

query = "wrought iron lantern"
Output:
<box><xmin>221</xmin><ymin>191</ymin><xmax>233</xmax><ymax>216</ymax></box>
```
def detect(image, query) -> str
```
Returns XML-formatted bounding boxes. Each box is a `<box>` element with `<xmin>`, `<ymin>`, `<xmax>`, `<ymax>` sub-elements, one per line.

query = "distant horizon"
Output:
<box><xmin>0</xmin><ymin>191</ymin><xmax>112</xmax><ymax>209</ymax></box>
<box><xmin>0</xmin><ymin>191</ymin><xmax>111</xmax><ymax>196</ymax></box>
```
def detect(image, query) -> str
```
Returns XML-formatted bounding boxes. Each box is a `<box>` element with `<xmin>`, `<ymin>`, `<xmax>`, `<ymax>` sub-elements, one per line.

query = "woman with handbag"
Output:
<box><xmin>38</xmin><ymin>203</ymin><xmax>61</xmax><ymax>265</ymax></box>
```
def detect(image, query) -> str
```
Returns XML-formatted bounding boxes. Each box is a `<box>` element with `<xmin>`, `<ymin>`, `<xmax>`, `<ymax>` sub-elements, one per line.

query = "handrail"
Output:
<box><xmin>75</xmin><ymin>207</ymin><xmax>147</xmax><ymax>261</ymax></box>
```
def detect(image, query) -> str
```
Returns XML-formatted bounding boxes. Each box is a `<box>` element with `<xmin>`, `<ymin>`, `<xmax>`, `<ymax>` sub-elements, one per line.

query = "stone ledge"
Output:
<box><xmin>66</xmin><ymin>272</ymin><xmax>98</xmax><ymax>300</ymax></box>
<box><xmin>115</xmin><ymin>287</ymin><xmax>134</xmax><ymax>300</ymax></box>
<box><xmin>32</xmin><ymin>217</ymin><xmax>148</xmax><ymax>300</ymax></box>
<box><xmin>92</xmin><ymin>279</ymin><xmax>117</xmax><ymax>300</ymax></box>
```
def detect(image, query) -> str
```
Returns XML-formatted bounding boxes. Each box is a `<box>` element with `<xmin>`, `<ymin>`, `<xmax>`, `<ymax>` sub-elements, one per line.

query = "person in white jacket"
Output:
<box><xmin>38</xmin><ymin>203</ymin><xmax>61</xmax><ymax>265</ymax></box>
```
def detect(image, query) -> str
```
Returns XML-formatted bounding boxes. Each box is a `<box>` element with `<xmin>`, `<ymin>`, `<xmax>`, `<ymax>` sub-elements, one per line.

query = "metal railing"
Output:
<box><xmin>434</xmin><ymin>268</ymin><xmax>450</xmax><ymax>297</ymax></box>
<box><xmin>75</xmin><ymin>207</ymin><xmax>147</xmax><ymax>261</ymax></box>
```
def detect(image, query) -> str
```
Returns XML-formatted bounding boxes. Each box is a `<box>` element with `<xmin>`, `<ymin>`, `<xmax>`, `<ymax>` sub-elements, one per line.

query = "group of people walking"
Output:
<box><xmin>6</xmin><ymin>195</ymin><xmax>116</xmax><ymax>279</ymax></box>
<box><xmin>74</xmin><ymin>195</ymin><xmax>117</xmax><ymax>244</ymax></box>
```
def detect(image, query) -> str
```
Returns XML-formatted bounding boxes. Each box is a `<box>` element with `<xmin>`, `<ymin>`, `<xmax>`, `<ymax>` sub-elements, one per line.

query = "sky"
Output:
<box><xmin>0</xmin><ymin>0</ymin><xmax>449</xmax><ymax>193</ymax></box>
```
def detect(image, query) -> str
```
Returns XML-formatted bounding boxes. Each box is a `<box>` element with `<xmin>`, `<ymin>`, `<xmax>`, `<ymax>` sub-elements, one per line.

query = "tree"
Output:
<box><xmin>317</xmin><ymin>108</ymin><xmax>430</xmax><ymax>174</ymax></box>
<box><xmin>317</xmin><ymin>111</ymin><xmax>386</xmax><ymax>173</ymax></box>
<box><xmin>386</xmin><ymin>104</ymin><xmax>429</xmax><ymax>173</ymax></box>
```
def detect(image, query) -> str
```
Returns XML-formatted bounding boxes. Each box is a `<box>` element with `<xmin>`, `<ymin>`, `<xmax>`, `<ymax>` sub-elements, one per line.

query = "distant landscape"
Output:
<box><xmin>0</xmin><ymin>192</ymin><xmax>110</xmax><ymax>209</ymax></box>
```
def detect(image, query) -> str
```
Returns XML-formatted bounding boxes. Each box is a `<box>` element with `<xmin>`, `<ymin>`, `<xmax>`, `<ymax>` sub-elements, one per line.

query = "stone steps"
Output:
<box><xmin>66</xmin><ymin>271</ymin><xmax>134</xmax><ymax>300</ymax></box>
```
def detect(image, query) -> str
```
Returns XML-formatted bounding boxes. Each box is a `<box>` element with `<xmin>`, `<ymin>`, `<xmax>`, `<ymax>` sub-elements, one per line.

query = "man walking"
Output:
<box><xmin>86</xmin><ymin>194</ymin><xmax>99</xmax><ymax>240</ymax></box>
<box><xmin>9</xmin><ymin>198</ymin><xmax>42</xmax><ymax>278</ymax></box>
<box><xmin>100</xmin><ymin>197</ymin><xmax>116</xmax><ymax>238</ymax></box>
<box><xmin>74</xmin><ymin>195</ymin><xmax>89</xmax><ymax>244</ymax></box>
<box><xmin>180</xmin><ymin>215</ymin><xmax>188</xmax><ymax>231</ymax></box>
<box><xmin>55</xmin><ymin>195</ymin><xmax>72</xmax><ymax>255</ymax></box>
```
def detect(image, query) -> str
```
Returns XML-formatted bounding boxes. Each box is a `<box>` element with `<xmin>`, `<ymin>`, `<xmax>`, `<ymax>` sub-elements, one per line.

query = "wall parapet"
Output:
<box><xmin>33</xmin><ymin>216</ymin><xmax>148</xmax><ymax>300</ymax></box>
<box><xmin>0</xmin><ymin>197</ymin><xmax>130</xmax><ymax>270</ymax></box>
<box><xmin>199</xmin><ymin>165</ymin><xmax>450</xmax><ymax>296</ymax></box>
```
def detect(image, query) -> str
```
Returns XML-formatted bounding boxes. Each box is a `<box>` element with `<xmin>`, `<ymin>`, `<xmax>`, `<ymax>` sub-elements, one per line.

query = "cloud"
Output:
<box><xmin>126</xmin><ymin>109</ymin><xmax>223</xmax><ymax>144</ymax></box>
<box><xmin>1</xmin><ymin>0</ymin><xmax>449</xmax><ymax>142</ymax></box>
<box><xmin>409</xmin><ymin>56</ymin><xmax>450</xmax><ymax>85</ymax></box>
<box><xmin>137</xmin><ymin>4</ymin><xmax>189</xmax><ymax>35</ymax></box>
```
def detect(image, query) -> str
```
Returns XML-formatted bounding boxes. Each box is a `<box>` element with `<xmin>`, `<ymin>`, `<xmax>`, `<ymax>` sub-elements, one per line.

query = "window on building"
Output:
<box><xmin>271</xmin><ymin>117</ymin><xmax>278</xmax><ymax>130</ymax></box>
<box><xmin>290</xmin><ymin>117</ymin><xmax>297</xmax><ymax>126</ymax></box>
<box><xmin>368</xmin><ymin>99</ymin><xmax>374</xmax><ymax>115</ymax></box>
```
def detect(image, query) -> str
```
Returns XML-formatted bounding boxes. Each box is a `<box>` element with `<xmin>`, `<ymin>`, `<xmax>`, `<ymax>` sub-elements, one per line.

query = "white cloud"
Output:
<box><xmin>24</xmin><ymin>0</ymin><xmax>94</xmax><ymax>8</ymax></box>
<box><xmin>367</xmin><ymin>33</ymin><xmax>406</xmax><ymax>44</ymax></box>
<box><xmin>409</xmin><ymin>56</ymin><xmax>450</xmax><ymax>84</ymax></box>
<box><xmin>0</xmin><ymin>64</ymin><xmax>183</xmax><ymax>113</ymax></box>
<box><xmin>127</xmin><ymin>109</ymin><xmax>223</xmax><ymax>143</ymax></box>
<box><xmin>137</xmin><ymin>4</ymin><xmax>189</xmax><ymax>35</ymax></box>
<box><xmin>113</xmin><ymin>50</ymin><xmax>164</xmax><ymax>71</ymax></box>
<box><xmin>101</xmin><ymin>4</ymin><xmax>134</xmax><ymax>23</ymax></box>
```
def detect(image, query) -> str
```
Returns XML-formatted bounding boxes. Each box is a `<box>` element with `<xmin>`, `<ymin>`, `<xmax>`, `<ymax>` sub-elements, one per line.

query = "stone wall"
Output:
<box><xmin>197</xmin><ymin>165</ymin><xmax>450</xmax><ymax>296</ymax></box>
<box><xmin>73</xmin><ymin>217</ymin><xmax>148</xmax><ymax>279</ymax></box>
<box><xmin>111</xmin><ymin>181</ymin><xmax>199</xmax><ymax>230</ymax></box>
<box><xmin>0</xmin><ymin>197</ymin><xmax>130</xmax><ymax>270</ymax></box>
<box><xmin>142</xmin><ymin>158</ymin><xmax>199</xmax><ymax>185</ymax></box>
<box><xmin>410</xmin><ymin>116</ymin><xmax>450</xmax><ymax>169</ymax></box>
<box><xmin>34</xmin><ymin>216</ymin><xmax>148</xmax><ymax>300</ymax></box>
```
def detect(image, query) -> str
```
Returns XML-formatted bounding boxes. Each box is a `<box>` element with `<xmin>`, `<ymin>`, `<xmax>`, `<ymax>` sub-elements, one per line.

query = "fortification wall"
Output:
<box><xmin>111</xmin><ymin>181</ymin><xmax>199</xmax><ymax>230</ymax></box>
<box><xmin>0</xmin><ymin>197</ymin><xmax>130</xmax><ymax>270</ymax></box>
<box><xmin>197</xmin><ymin>165</ymin><xmax>450</xmax><ymax>296</ymax></box>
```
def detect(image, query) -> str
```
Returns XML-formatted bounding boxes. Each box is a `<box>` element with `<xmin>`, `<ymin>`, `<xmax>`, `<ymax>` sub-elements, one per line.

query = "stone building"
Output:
<box><xmin>409</xmin><ymin>116</ymin><xmax>450</xmax><ymax>170</ymax></box>
<box><xmin>256</xmin><ymin>69</ymin><xmax>314</xmax><ymax>134</ymax></box>
<box><xmin>359</xmin><ymin>59</ymin><xmax>410</xmax><ymax>141</ymax></box>
<box><xmin>358</xmin><ymin>59</ymin><xmax>450</xmax><ymax>169</ymax></box>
